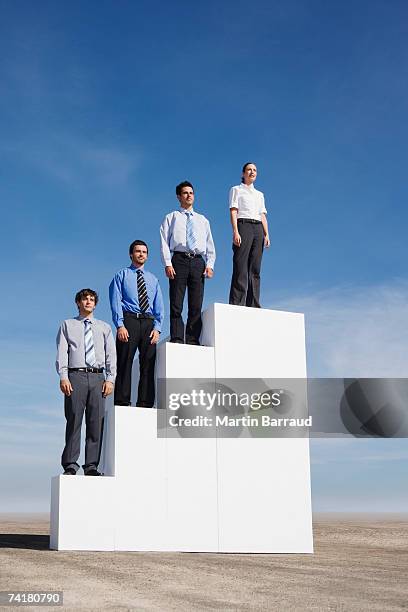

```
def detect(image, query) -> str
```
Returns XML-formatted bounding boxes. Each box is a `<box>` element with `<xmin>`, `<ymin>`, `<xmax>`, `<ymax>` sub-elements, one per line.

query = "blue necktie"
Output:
<box><xmin>84</xmin><ymin>319</ymin><xmax>97</xmax><ymax>367</ymax></box>
<box><xmin>186</xmin><ymin>211</ymin><xmax>197</xmax><ymax>252</ymax></box>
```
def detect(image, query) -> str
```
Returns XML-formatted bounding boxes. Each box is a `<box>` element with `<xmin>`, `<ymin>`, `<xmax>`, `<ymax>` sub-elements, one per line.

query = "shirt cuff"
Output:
<box><xmin>59</xmin><ymin>369</ymin><xmax>69</xmax><ymax>381</ymax></box>
<box><xmin>116</xmin><ymin>319</ymin><xmax>124</xmax><ymax>328</ymax></box>
<box><xmin>206</xmin><ymin>259</ymin><xmax>215</xmax><ymax>270</ymax></box>
<box><xmin>164</xmin><ymin>259</ymin><xmax>172</xmax><ymax>267</ymax></box>
<box><xmin>153</xmin><ymin>321</ymin><xmax>162</xmax><ymax>332</ymax></box>
<box><xmin>105</xmin><ymin>374</ymin><xmax>115</xmax><ymax>384</ymax></box>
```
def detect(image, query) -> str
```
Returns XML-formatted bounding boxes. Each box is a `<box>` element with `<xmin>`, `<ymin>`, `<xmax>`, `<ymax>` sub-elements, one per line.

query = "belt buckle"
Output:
<box><xmin>186</xmin><ymin>251</ymin><xmax>195</xmax><ymax>258</ymax></box>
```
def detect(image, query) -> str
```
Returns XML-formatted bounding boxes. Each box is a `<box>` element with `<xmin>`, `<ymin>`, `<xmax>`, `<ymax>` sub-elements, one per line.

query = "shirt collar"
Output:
<box><xmin>130</xmin><ymin>264</ymin><xmax>145</xmax><ymax>272</ymax></box>
<box><xmin>77</xmin><ymin>315</ymin><xmax>94</xmax><ymax>323</ymax></box>
<box><xmin>241</xmin><ymin>182</ymin><xmax>255</xmax><ymax>191</ymax></box>
<box><xmin>180</xmin><ymin>207</ymin><xmax>194</xmax><ymax>215</ymax></box>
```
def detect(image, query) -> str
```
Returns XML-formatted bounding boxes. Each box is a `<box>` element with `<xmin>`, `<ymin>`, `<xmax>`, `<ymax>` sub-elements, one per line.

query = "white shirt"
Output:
<box><xmin>160</xmin><ymin>208</ymin><xmax>216</xmax><ymax>269</ymax></box>
<box><xmin>229</xmin><ymin>183</ymin><xmax>267</xmax><ymax>221</ymax></box>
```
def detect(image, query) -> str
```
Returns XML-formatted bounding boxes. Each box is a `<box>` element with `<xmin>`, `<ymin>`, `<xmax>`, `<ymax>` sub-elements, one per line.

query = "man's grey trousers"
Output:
<box><xmin>61</xmin><ymin>371</ymin><xmax>105</xmax><ymax>472</ymax></box>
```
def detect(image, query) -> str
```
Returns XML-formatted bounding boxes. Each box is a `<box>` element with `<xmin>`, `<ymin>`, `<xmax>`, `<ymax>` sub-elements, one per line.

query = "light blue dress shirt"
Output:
<box><xmin>160</xmin><ymin>208</ymin><xmax>216</xmax><ymax>268</ymax></box>
<box><xmin>109</xmin><ymin>265</ymin><xmax>164</xmax><ymax>332</ymax></box>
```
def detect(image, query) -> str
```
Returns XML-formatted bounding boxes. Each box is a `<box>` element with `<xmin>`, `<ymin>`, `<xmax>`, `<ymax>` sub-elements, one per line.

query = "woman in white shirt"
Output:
<box><xmin>228</xmin><ymin>162</ymin><xmax>270</xmax><ymax>307</ymax></box>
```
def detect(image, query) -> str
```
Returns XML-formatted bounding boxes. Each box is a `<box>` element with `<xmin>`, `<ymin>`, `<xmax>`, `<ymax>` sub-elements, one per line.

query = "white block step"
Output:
<box><xmin>50</xmin><ymin>304</ymin><xmax>313</xmax><ymax>553</ymax></box>
<box><xmin>50</xmin><ymin>475</ymin><xmax>115</xmax><ymax>551</ymax></box>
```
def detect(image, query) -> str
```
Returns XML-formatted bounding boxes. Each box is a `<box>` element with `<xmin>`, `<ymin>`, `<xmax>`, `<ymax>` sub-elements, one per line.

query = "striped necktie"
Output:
<box><xmin>186</xmin><ymin>211</ymin><xmax>197</xmax><ymax>252</ymax></box>
<box><xmin>84</xmin><ymin>319</ymin><xmax>97</xmax><ymax>367</ymax></box>
<box><xmin>137</xmin><ymin>269</ymin><xmax>149</xmax><ymax>313</ymax></box>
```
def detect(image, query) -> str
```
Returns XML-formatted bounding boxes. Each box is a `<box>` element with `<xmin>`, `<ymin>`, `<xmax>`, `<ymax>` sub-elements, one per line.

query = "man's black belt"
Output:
<box><xmin>69</xmin><ymin>367</ymin><xmax>104</xmax><ymax>373</ymax></box>
<box><xmin>124</xmin><ymin>311</ymin><xmax>154</xmax><ymax>319</ymax></box>
<box><xmin>238</xmin><ymin>218</ymin><xmax>262</xmax><ymax>224</ymax></box>
<box><xmin>173</xmin><ymin>251</ymin><xmax>203</xmax><ymax>259</ymax></box>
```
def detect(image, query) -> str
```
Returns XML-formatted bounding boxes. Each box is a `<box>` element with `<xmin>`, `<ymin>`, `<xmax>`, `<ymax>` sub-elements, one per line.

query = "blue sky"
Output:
<box><xmin>1</xmin><ymin>0</ymin><xmax>407</xmax><ymax>512</ymax></box>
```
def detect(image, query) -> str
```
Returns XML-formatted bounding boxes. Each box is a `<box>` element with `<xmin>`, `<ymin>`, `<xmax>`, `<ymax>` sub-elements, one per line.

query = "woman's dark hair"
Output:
<box><xmin>75</xmin><ymin>288</ymin><xmax>99</xmax><ymax>306</ymax></box>
<box><xmin>129</xmin><ymin>239</ymin><xmax>149</xmax><ymax>255</ymax></box>
<box><xmin>176</xmin><ymin>180</ymin><xmax>194</xmax><ymax>196</ymax></box>
<box><xmin>241</xmin><ymin>162</ymin><xmax>256</xmax><ymax>183</ymax></box>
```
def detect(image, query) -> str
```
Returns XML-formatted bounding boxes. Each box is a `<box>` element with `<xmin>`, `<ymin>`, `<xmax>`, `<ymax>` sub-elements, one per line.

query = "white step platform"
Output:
<box><xmin>50</xmin><ymin>303</ymin><xmax>313</xmax><ymax>552</ymax></box>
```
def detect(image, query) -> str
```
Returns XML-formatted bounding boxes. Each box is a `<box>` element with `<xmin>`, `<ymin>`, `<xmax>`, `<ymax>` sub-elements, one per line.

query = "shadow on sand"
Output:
<box><xmin>0</xmin><ymin>534</ymin><xmax>49</xmax><ymax>550</ymax></box>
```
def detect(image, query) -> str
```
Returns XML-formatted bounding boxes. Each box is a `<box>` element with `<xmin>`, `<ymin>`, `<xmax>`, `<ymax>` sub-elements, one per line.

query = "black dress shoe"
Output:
<box><xmin>84</xmin><ymin>469</ymin><xmax>101</xmax><ymax>476</ymax></box>
<box><xmin>186</xmin><ymin>341</ymin><xmax>200</xmax><ymax>346</ymax></box>
<box><xmin>63</xmin><ymin>468</ymin><xmax>76</xmax><ymax>475</ymax></box>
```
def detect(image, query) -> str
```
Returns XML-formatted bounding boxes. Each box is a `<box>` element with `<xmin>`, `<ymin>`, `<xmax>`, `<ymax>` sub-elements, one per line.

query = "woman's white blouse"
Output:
<box><xmin>228</xmin><ymin>183</ymin><xmax>267</xmax><ymax>221</ymax></box>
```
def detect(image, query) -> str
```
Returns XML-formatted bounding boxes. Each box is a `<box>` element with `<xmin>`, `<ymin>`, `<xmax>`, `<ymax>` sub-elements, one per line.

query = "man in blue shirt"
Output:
<box><xmin>109</xmin><ymin>240</ymin><xmax>164</xmax><ymax>408</ymax></box>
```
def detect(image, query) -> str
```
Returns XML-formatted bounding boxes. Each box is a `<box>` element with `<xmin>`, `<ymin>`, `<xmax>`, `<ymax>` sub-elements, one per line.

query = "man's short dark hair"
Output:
<box><xmin>129</xmin><ymin>239</ymin><xmax>148</xmax><ymax>255</ymax></box>
<box><xmin>75</xmin><ymin>288</ymin><xmax>98</xmax><ymax>306</ymax></box>
<box><xmin>176</xmin><ymin>181</ymin><xmax>194</xmax><ymax>196</ymax></box>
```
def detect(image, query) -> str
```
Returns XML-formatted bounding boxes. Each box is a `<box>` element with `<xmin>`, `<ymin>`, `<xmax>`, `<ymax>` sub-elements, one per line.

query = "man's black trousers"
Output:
<box><xmin>61</xmin><ymin>370</ymin><xmax>105</xmax><ymax>472</ymax></box>
<box><xmin>229</xmin><ymin>220</ymin><xmax>264</xmax><ymax>308</ymax></box>
<box><xmin>169</xmin><ymin>252</ymin><xmax>206</xmax><ymax>344</ymax></box>
<box><xmin>114</xmin><ymin>312</ymin><xmax>156</xmax><ymax>407</ymax></box>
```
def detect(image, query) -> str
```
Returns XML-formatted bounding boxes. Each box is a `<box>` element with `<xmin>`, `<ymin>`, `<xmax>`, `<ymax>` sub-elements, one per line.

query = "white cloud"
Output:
<box><xmin>1</xmin><ymin>134</ymin><xmax>141</xmax><ymax>188</ymax></box>
<box><xmin>270</xmin><ymin>280</ymin><xmax>408</xmax><ymax>377</ymax></box>
<box><xmin>310</xmin><ymin>438</ymin><xmax>408</xmax><ymax>464</ymax></box>
<box><xmin>80</xmin><ymin>146</ymin><xmax>139</xmax><ymax>187</ymax></box>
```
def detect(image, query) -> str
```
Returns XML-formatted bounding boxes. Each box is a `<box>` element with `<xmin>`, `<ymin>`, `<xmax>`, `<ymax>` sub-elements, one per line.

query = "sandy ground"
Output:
<box><xmin>0</xmin><ymin>514</ymin><xmax>407</xmax><ymax>611</ymax></box>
